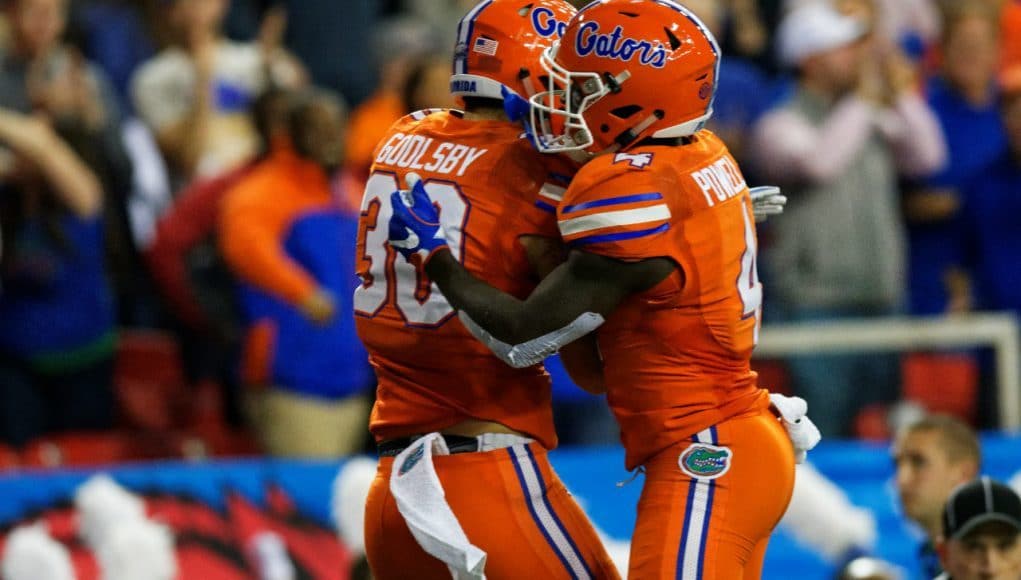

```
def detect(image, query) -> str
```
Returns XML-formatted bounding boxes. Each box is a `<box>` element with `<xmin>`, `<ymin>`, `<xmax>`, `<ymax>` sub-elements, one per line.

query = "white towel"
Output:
<box><xmin>390</xmin><ymin>433</ymin><xmax>487</xmax><ymax>580</ymax></box>
<box><xmin>769</xmin><ymin>394</ymin><xmax>822</xmax><ymax>463</ymax></box>
<box><xmin>1</xmin><ymin>524</ymin><xmax>75</xmax><ymax>580</ymax></box>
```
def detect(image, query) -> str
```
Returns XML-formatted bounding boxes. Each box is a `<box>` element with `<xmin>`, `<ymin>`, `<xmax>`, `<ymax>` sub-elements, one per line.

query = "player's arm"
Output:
<box><xmin>430</xmin><ymin>246</ymin><xmax>673</xmax><ymax>366</ymax></box>
<box><xmin>388</xmin><ymin>176</ymin><xmax>673</xmax><ymax>367</ymax></box>
<box><xmin>519</xmin><ymin>235</ymin><xmax>605</xmax><ymax>394</ymax></box>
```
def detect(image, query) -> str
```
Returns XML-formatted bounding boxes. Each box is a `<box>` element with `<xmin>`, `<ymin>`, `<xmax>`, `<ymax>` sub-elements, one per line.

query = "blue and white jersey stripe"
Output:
<box><xmin>569</xmin><ymin>223</ymin><xmax>670</xmax><ymax>246</ymax></box>
<box><xmin>561</xmin><ymin>192</ymin><xmax>663</xmax><ymax>214</ymax></box>
<box><xmin>534</xmin><ymin>182</ymin><xmax>566</xmax><ymax>214</ymax></box>
<box><xmin>539</xmin><ymin>182</ymin><xmax>567</xmax><ymax>203</ymax></box>
<box><xmin>535</xmin><ymin>199</ymin><xmax>557</xmax><ymax>214</ymax></box>
<box><xmin>508</xmin><ymin>445</ymin><xmax>593</xmax><ymax>580</ymax></box>
<box><xmin>559</xmin><ymin>204</ymin><xmax>671</xmax><ymax>237</ymax></box>
<box><xmin>676</xmin><ymin>427</ymin><xmax>718</xmax><ymax>580</ymax></box>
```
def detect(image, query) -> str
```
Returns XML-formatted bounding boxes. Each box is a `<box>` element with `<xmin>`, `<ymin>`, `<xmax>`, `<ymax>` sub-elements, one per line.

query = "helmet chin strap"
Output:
<box><xmin>602</xmin><ymin>70</ymin><xmax>631</xmax><ymax>94</ymax></box>
<box><xmin>564</xmin><ymin>146</ymin><xmax>596</xmax><ymax>164</ymax></box>
<box><xmin>584</xmin><ymin>104</ymin><xmax>661</xmax><ymax>155</ymax></box>
<box><xmin>519</xmin><ymin>70</ymin><xmax>539</xmax><ymax>98</ymax></box>
<box><xmin>578</xmin><ymin>111</ymin><xmax>662</xmax><ymax>158</ymax></box>
<box><xmin>613</xmin><ymin>111</ymin><xmax>663</xmax><ymax>149</ymax></box>
<box><xmin>578</xmin><ymin>69</ymin><xmax>646</xmax><ymax>156</ymax></box>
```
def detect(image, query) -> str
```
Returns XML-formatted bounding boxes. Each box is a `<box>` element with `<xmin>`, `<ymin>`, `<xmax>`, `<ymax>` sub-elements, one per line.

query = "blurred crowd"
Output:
<box><xmin>0</xmin><ymin>0</ymin><xmax>1019</xmax><ymax>455</ymax></box>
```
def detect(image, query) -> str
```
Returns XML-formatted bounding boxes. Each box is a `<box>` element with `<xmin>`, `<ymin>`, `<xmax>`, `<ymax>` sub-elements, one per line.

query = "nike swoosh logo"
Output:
<box><xmin>391</xmin><ymin>229</ymin><xmax>420</xmax><ymax>249</ymax></box>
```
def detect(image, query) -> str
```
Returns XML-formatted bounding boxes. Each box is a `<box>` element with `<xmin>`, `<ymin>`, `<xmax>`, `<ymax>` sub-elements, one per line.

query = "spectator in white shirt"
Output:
<box><xmin>750</xmin><ymin>1</ymin><xmax>946</xmax><ymax>436</ymax></box>
<box><xmin>130</xmin><ymin>0</ymin><xmax>305</xmax><ymax>183</ymax></box>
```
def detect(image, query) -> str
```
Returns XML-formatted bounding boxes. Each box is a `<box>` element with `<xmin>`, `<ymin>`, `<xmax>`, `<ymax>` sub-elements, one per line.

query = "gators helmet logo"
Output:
<box><xmin>678</xmin><ymin>443</ymin><xmax>732</xmax><ymax>480</ymax></box>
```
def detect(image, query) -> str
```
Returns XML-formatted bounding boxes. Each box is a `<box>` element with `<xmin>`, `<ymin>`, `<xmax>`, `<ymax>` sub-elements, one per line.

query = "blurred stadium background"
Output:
<box><xmin>0</xmin><ymin>0</ymin><xmax>1018</xmax><ymax>578</ymax></box>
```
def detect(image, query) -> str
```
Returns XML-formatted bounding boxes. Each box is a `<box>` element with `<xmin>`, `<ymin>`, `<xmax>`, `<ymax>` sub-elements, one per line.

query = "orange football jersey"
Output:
<box><xmin>355</xmin><ymin>109</ymin><xmax>573</xmax><ymax>449</ymax></box>
<box><xmin>556</xmin><ymin>130</ymin><xmax>770</xmax><ymax>469</ymax></box>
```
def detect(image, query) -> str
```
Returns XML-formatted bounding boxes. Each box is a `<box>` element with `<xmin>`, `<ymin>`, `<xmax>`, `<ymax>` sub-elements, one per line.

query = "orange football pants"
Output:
<box><xmin>365</xmin><ymin>441</ymin><xmax>621</xmax><ymax>580</ymax></box>
<box><xmin>628</xmin><ymin>407</ymin><xmax>796</xmax><ymax>579</ymax></box>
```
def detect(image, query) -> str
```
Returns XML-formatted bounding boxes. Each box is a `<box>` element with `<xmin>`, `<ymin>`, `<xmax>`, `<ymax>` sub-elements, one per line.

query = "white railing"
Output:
<box><xmin>755</xmin><ymin>313</ymin><xmax>1021</xmax><ymax>430</ymax></box>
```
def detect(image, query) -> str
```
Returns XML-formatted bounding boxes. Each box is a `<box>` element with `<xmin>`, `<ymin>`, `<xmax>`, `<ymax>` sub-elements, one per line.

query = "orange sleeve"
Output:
<box><xmin>219</xmin><ymin>175</ymin><xmax>318</xmax><ymax>306</ymax></box>
<box><xmin>556</xmin><ymin>163</ymin><xmax>673</xmax><ymax>259</ymax></box>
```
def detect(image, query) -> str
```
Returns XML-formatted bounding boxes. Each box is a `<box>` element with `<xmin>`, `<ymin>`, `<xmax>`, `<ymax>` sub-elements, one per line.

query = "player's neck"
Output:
<box><xmin>462</xmin><ymin>107</ymin><xmax>509</xmax><ymax>122</ymax></box>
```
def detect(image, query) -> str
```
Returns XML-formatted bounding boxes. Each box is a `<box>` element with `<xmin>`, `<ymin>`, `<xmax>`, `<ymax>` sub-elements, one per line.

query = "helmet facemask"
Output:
<box><xmin>529</xmin><ymin>43</ymin><xmax>631</xmax><ymax>154</ymax></box>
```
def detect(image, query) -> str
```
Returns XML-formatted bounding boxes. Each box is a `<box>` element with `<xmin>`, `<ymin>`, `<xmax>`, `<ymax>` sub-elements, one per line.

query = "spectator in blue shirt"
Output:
<box><xmin>906</xmin><ymin>3</ymin><xmax>1007</xmax><ymax>315</ymax></box>
<box><xmin>73</xmin><ymin>0</ymin><xmax>157</xmax><ymax>114</ymax></box>
<box><xmin>0</xmin><ymin>108</ymin><xmax>114</xmax><ymax>447</ymax></box>
<box><xmin>959</xmin><ymin>69</ymin><xmax>1021</xmax><ymax>317</ymax></box>
<box><xmin>219</xmin><ymin>89</ymin><xmax>373</xmax><ymax>458</ymax></box>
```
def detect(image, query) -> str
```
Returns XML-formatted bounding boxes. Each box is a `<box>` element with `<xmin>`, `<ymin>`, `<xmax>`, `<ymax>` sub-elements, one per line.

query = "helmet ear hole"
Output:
<box><xmin>610</xmin><ymin>105</ymin><xmax>643</xmax><ymax>119</ymax></box>
<box><xmin>599</xmin><ymin>123</ymin><xmax>610</xmax><ymax>133</ymax></box>
<box><xmin>664</xmin><ymin>27</ymin><xmax>681</xmax><ymax>51</ymax></box>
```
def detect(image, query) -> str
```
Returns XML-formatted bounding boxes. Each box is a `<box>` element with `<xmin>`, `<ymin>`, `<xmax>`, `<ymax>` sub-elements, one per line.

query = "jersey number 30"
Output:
<box><xmin>354</xmin><ymin>172</ymin><xmax>469</xmax><ymax>326</ymax></box>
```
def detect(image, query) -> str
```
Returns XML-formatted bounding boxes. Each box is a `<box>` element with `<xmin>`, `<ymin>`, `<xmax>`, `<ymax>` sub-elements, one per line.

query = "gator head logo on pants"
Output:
<box><xmin>678</xmin><ymin>443</ymin><xmax>733</xmax><ymax>480</ymax></box>
<box><xmin>399</xmin><ymin>443</ymin><xmax>426</xmax><ymax>476</ymax></box>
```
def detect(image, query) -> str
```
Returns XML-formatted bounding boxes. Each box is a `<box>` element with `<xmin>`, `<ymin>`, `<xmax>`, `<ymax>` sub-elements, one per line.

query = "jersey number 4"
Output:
<box><xmin>354</xmin><ymin>172</ymin><xmax>469</xmax><ymax>326</ymax></box>
<box><xmin>738</xmin><ymin>202</ymin><xmax>763</xmax><ymax>344</ymax></box>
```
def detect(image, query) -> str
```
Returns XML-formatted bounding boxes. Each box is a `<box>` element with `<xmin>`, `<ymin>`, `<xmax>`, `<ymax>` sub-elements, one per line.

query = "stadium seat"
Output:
<box><xmin>190</xmin><ymin>379</ymin><xmax>225</xmax><ymax>427</ymax></box>
<box><xmin>20</xmin><ymin>432</ymin><xmax>159</xmax><ymax>468</ymax></box>
<box><xmin>114</xmin><ymin>329</ymin><xmax>189</xmax><ymax>430</ymax></box>
<box><xmin>0</xmin><ymin>444</ymin><xmax>19</xmax><ymax>471</ymax></box>
<box><xmin>853</xmin><ymin>403</ymin><xmax>892</xmax><ymax>441</ymax></box>
<box><xmin>901</xmin><ymin>352</ymin><xmax>978</xmax><ymax>422</ymax></box>
<box><xmin>184</xmin><ymin>424</ymin><xmax>261</xmax><ymax>459</ymax></box>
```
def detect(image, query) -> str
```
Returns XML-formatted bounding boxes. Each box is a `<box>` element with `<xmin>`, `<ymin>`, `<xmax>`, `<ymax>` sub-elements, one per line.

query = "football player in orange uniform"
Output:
<box><xmin>387</xmin><ymin>1</ymin><xmax>814</xmax><ymax>578</ymax></box>
<box><xmin>355</xmin><ymin>1</ymin><xmax>620</xmax><ymax>578</ymax></box>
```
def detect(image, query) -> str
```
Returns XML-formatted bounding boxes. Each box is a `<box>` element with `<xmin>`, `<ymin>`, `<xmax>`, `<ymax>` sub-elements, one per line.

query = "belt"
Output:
<box><xmin>378</xmin><ymin>434</ymin><xmax>480</xmax><ymax>457</ymax></box>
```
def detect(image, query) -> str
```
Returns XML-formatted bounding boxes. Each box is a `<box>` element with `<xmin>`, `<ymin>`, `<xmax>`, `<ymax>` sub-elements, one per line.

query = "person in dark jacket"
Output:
<box><xmin>0</xmin><ymin>108</ymin><xmax>114</xmax><ymax>447</ymax></box>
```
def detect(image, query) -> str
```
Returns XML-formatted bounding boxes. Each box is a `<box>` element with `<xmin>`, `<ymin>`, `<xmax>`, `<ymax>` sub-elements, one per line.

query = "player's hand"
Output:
<box><xmin>388</xmin><ymin>173</ymin><xmax>450</xmax><ymax>263</ymax></box>
<box><xmin>769</xmin><ymin>393</ymin><xmax>821</xmax><ymax>463</ymax></box>
<box><xmin>300</xmin><ymin>288</ymin><xmax>336</xmax><ymax>325</ymax></box>
<box><xmin>749</xmin><ymin>186</ymin><xmax>787</xmax><ymax>223</ymax></box>
<box><xmin>502</xmin><ymin>85</ymin><xmax>538</xmax><ymax>149</ymax></box>
<box><xmin>501</xmin><ymin>84</ymin><xmax>529</xmax><ymax>124</ymax></box>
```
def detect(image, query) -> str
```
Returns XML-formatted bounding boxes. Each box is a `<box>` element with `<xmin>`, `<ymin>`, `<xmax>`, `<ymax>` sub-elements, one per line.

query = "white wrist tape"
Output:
<box><xmin>457</xmin><ymin>310</ymin><xmax>604</xmax><ymax>368</ymax></box>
